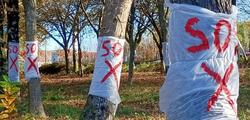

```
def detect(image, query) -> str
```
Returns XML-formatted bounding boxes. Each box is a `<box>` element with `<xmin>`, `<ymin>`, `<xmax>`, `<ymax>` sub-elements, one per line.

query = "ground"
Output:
<box><xmin>16</xmin><ymin>69</ymin><xmax>250</xmax><ymax>120</ymax></box>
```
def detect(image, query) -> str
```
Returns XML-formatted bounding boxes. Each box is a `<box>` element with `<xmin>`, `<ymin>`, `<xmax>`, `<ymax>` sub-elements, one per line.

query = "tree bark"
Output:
<box><xmin>72</xmin><ymin>34</ymin><xmax>77</xmax><ymax>73</ymax></box>
<box><xmin>23</xmin><ymin>0</ymin><xmax>46</xmax><ymax>117</ymax></box>
<box><xmin>76</xmin><ymin>23</ymin><xmax>83</xmax><ymax>77</ymax></box>
<box><xmin>80</xmin><ymin>0</ymin><xmax>133</xmax><ymax>119</ymax></box>
<box><xmin>7</xmin><ymin>0</ymin><xmax>19</xmax><ymax>82</ymax></box>
<box><xmin>157</xmin><ymin>0</ymin><xmax>168</xmax><ymax>73</ymax></box>
<box><xmin>0</xmin><ymin>1</ymin><xmax>6</xmax><ymax>78</ymax></box>
<box><xmin>7</xmin><ymin>0</ymin><xmax>19</xmax><ymax>43</ymax></box>
<box><xmin>127</xmin><ymin>3</ymin><xmax>135</xmax><ymax>85</ymax></box>
<box><xmin>128</xmin><ymin>44</ymin><xmax>135</xmax><ymax>85</ymax></box>
<box><xmin>64</xmin><ymin>48</ymin><xmax>70</xmax><ymax>74</ymax></box>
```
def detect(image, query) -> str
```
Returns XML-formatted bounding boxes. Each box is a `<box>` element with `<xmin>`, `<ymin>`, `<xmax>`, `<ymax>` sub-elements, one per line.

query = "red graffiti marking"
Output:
<box><xmin>214</xmin><ymin>20</ymin><xmax>232</xmax><ymax>53</ymax></box>
<box><xmin>185</xmin><ymin>17</ymin><xmax>209</xmax><ymax>53</ymax></box>
<box><xmin>102</xmin><ymin>40</ymin><xmax>111</xmax><ymax>57</ymax></box>
<box><xmin>9</xmin><ymin>45</ymin><xmax>18</xmax><ymax>54</ymax></box>
<box><xmin>185</xmin><ymin>18</ymin><xmax>233</xmax><ymax>53</ymax></box>
<box><xmin>26</xmin><ymin>43</ymin><xmax>37</xmax><ymax>54</ymax></box>
<box><xmin>9</xmin><ymin>56</ymin><xmax>18</xmax><ymax>72</ymax></box>
<box><xmin>27</xmin><ymin>57</ymin><xmax>39</xmax><ymax>75</ymax></box>
<box><xmin>234</xmin><ymin>45</ymin><xmax>238</xmax><ymax>56</ymax></box>
<box><xmin>102</xmin><ymin>40</ymin><xmax>123</xmax><ymax>57</ymax></box>
<box><xmin>112</xmin><ymin>42</ymin><xmax>123</xmax><ymax>57</ymax></box>
<box><xmin>201</xmin><ymin>63</ymin><xmax>236</xmax><ymax>112</ymax></box>
<box><xmin>101</xmin><ymin>60</ymin><xmax>122</xmax><ymax>88</ymax></box>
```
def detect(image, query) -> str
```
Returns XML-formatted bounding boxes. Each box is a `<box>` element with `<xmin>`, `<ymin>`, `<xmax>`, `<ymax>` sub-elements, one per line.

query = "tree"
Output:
<box><xmin>0</xmin><ymin>0</ymin><xmax>6</xmax><ymax>78</ymax></box>
<box><xmin>126</xmin><ymin>1</ymin><xmax>150</xmax><ymax>84</ymax></box>
<box><xmin>157</xmin><ymin>0</ymin><xmax>169</xmax><ymax>73</ymax></box>
<box><xmin>141</xmin><ymin>0</ymin><xmax>170</xmax><ymax>72</ymax></box>
<box><xmin>7</xmin><ymin>0</ymin><xmax>19</xmax><ymax>82</ymax></box>
<box><xmin>23</xmin><ymin>0</ymin><xmax>46</xmax><ymax>117</ymax></box>
<box><xmin>80</xmin><ymin>0</ymin><xmax>104</xmax><ymax>36</ymax></box>
<box><xmin>37</xmin><ymin>0</ymin><xmax>82</xmax><ymax>74</ymax></box>
<box><xmin>80</xmin><ymin>0</ymin><xmax>133</xmax><ymax>119</ymax></box>
<box><xmin>161</xmin><ymin>0</ymin><xmax>236</xmax><ymax>119</ymax></box>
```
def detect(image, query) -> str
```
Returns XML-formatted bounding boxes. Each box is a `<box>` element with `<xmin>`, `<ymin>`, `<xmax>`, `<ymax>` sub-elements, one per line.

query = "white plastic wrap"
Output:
<box><xmin>89</xmin><ymin>36</ymin><xmax>125</xmax><ymax>105</ymax></box>
<box><xmin>8</xmin><ymin>42</ymin><xmax>19</xmax><ymax>82</ymax></box>
<box><xmin>24</xmin><ymin>41</ymin><xmax>40</xmax><ymax>80</ymax></box>
<box><xmin>159</xmin><ymin>4</ymin><xmax>239</xmax><ymax>120</ymax></box>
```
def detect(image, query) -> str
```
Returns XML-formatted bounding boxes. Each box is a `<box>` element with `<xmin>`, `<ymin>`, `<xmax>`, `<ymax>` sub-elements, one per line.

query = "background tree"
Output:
<box><xmin>0</xmin><ymin>0</ymin><xmax>6</xmax><ymax>78</ymax></box>
<box><xmin>23</xmin><ymin>0</ymin><xmax>46</xmax><ymax>117</ymax></box>
<box><xmin>38</xmin><ymin>0</ymin><xmax>82</xmax><ymax>74</ymax></box>
<box><xmin>80</xmin><ymin>0</ymin><xmax>104</xmax><ymax>36</ymax></box>
<box><xmin>126</xmin><ymin>1</ymin><xmax>150</xmax><ymax>84</ymax></box>
<box><xmin>80</xmin><ymin>0</ymin><xmax>133</xmax><ymax>119</ymax></box>
<box><xmin>141</xmin><ymin>0</ymin><xmax>170</xmax><ymax>72</ymax></box>
<box><xmin>7</xmin><ymin>0</ymin><xmax>19</xmax><ymax>82</ymax></box>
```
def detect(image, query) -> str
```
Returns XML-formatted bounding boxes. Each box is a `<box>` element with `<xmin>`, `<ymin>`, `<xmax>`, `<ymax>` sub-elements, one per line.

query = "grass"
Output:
<box><xmin>13</xmin><ymin>68</ymin><xmax>250</xmax><ymax>120</ymax></box>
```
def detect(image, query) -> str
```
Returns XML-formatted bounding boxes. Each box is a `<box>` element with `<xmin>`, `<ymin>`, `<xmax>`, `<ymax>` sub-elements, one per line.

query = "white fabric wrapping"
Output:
<box><xmin>8</xmin><ymin>42</ymin><xmax>19</xmax><ymax>82</ymax></box>
<box><xmin>24</xmin><ymin>41</ymin><xmax>40</xmax><ymax>80</ymax></box>
<box><xmin>160</xmin><ymin>4</ymin><xmax>239</xmax><ymax>120</ymax></box>
<box><xmin>89</xmin><ymin>36</ymin><xmax>125</xmax><ymax>105</ymax></box>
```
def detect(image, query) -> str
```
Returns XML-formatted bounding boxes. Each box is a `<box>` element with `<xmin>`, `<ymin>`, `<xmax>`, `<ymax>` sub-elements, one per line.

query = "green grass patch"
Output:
<box><xmin>15</xmin><ymin>68</ymin><xmax>250</xmax><ymax>119</ymax></box>
<box><xmin>44</xmin><ymin>103</ymin><xmax>81</xmax><ymax>119</ymax></box>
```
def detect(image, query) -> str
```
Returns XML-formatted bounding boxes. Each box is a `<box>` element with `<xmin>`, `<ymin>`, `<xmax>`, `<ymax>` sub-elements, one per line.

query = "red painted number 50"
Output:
<box><xmin>185</xmin><ymin>17</ymin><xmax>232</xmax><ymax>53</ymax></box>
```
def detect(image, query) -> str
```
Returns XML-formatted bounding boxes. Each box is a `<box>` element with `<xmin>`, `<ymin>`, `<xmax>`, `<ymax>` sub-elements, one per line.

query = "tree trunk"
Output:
<box><xmin>80</xmin><ymin>0</ymin><xmax>133</xmax><ymax>119</ymax></box>
<box><xmin>7</xmin><ymin>0</ymin><xmax>19</xmax><ymax>82</ymax></box>
<box><xmin>7</xmin><ymin>0</ymin><xmax>19</xmax><ymax>43</ymax></box>
<box><xmin>23</xmin><ymin>0</ymin><xmax>46</xmax><ymax>117</ymax></box>
<box><xmin>127</xmin><ymin>3</ymin><xmax>135</xmax><ymax>84</ymax></box>
<box><xmin>128</xmin><ymin>44</ymin><xmax>135</xmax><ymax>85</ymax></box>
<box><xmin>157</xmin><ymin>0</ymin><xmax>168</xmax><ymax>73</ymax></box>
<box><xmin>77</xmin><ymin>33</ymin><xmax>83</xmax><ymax>77</ymax></box>
<box><xmin>64</xmin><ymin>48</ymin><xmax>69</xmax><ymax>74</ymax></box>
<box><xmin>170</xmin><ymin>0</ymin><xmax>232</xmax><ymax>14</ymax></box>
<box><xmin>72</xmin><ymin>35</ymin><xmax>77</xmax><ymax>73</ymax></box>
<box><xmin>165</xmin><ymin>0</ymin><xmax>234</xmax><ymax>119</ymax></box>
<box><xmin>0</xmin><ymin>1</ymin><xmax>6</xmax><ymax>78</ymax></box>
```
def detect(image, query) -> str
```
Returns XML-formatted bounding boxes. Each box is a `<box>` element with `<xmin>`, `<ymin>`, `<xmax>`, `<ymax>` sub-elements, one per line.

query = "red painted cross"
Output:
<box><xmin>201</xmin><ymin>63</ymin><xmax>236</xmax><ymax>112</ymax></box>
<box><xmin>27</xmin><ymin>57</ymin><xmax>39</xmax><ymax>75</ymax></box>
<box><xmin>101</xmin><ymin>59</ymin><xmax>122</xmax><ymax>89</ymax></box>
<box><xmin>9</xmin><ymin>56</ymin><xmax>18</xmax><ymax>72</ymax></box>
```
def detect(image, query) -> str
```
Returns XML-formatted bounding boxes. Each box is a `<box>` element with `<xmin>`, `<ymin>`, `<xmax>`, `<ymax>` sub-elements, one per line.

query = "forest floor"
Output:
<box><xmin>17</xmin><ymin>68</ymin><xmax>250</xmax><ymax>120</ymax></box>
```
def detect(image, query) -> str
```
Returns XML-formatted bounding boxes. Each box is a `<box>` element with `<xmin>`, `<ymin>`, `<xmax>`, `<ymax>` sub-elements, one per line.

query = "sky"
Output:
<box><xmin>40</xmin><ymin>1</ymin><xmax>250</xmax><ymax>52</ymax></box>
<box><xmin>40</xmin><ymin>26</ymin><xmax>98</xmax><ymax>52</ymax></box>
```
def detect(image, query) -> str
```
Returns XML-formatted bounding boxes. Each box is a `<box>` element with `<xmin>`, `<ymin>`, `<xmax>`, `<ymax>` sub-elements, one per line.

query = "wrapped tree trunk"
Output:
<box><xmin>7</xmin><ymin>0</ymin><xmax>19</xmax><ymax>82</ymax></box>
<box><xmin>80</xmin><ymin>0</ymin><xmax>133</xmax><ymax>119</ymax></box>
<box><xmin>169</xmin><ymin>0</ymin><xmax>232</xmax><ymax>14</ymax></box>
<box><xmin>23</xmin><ymin>0</ymin><xmax>46</xmax><ymax>117</ymax></box>
<box><xmin>160</xmin><ymin>0</ymin><xmax>239</xmax><ymax>119</ymax></box>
